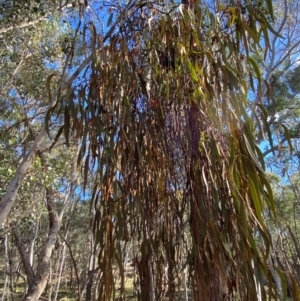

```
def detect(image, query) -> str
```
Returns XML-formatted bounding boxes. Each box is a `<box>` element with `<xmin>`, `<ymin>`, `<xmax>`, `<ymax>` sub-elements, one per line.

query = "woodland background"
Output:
<box><xmin>1</xmin><ymin>0</ymin><xmax>300</xmax><ymax>300</ymax></box>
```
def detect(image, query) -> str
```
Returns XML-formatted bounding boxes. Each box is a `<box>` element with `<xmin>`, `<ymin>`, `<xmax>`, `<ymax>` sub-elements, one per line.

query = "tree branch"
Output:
<box><xmin>37</xmin><ymin>137</ymin><xmax>68</xmax><ymax>153</ymax></box>
<box><xmin>12</xmin><ymin>227</ymin><xmax>35</xmax><ymax>288</ymax></box>
<box><xmin>59</xmin><ymin>233</ymin><xmax>82</xmax><ymax>301</ymax></box>
<box><xmin>262</xmin><ymin>137</ymin><xmax>287</xmax><ymax>157</ymax></box>
<box><xmin>0</xmin><ymin>127</ymin><xmax>47</xmax><ymax>226</ymax></box>
<box><xmin>24</xmin><ymin>154</ymin><xmax>60</xmax><ymax>301</ymax></box>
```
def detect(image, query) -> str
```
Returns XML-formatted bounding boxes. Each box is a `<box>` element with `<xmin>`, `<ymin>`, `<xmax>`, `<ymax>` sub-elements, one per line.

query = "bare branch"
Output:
<box><xmin>262</xmin><ymin>137</ymin><xmax>287</xmax><ymax>157</ymax></box>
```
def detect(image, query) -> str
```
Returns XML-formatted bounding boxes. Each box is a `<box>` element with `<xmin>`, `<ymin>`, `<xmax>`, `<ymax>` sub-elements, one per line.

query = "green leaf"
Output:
<box><xmin>107</xmin><ymin>13</ymin><xmax>113</xmax><ymax>27</ymax></box>
<box><xmin>291</xmin><ymin>273</ymin><xmax>300</xmax><ymax>301</ymax></box>
<box><xmin>249</xmin><ymin>178</ymin><xmax>263</xmax><ymax>224</ymax></box>
<box><xmin>260</xmin><ymin>173</ymin><xmax>276</xmax><ymax>218</ymax></box>
<box><xmin>46</xmin><ymin>73</ymin><xmax>56</xmax><ymax>104</ymax></box>
<box><xmin>49</xmin><ymin>125</ymin><xmax>64</xmax><ymax>152</ymax></box>
<box><xmin>265</xmin><ymin>0</ymin><xmax>274</xmax><ymax>22</ymax></box>
<box><xmin>256</xmin><ymin>13</ymin><xmax>283</xmax><ymax>38</ymax></box>
<box><xmin>248</xmin><ymin>56</ymin><xmax>261</xmax><ymax>90</ymax></box>
<box><xmin>255</xmin><ymin>103</ymin><xmax>268</xmax><ymax>119</ymax></box>
<box><xmin>279</xmin><ymin>123</ymin><xmax>294</xmax><ymax>154</ymax></box>
<box><xmin>243</xmin><ymin>134</ymin><xmax>264</xmax><ymax>174</ymax></box>
<box><xmin>241</xmin><ymin>20</ymin><xmax>259</xmax><ymax>43</ymax></box>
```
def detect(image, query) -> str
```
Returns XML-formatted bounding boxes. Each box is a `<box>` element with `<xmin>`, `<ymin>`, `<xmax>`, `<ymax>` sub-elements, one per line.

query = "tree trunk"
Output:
<box><xmin>29</xmin><ymin>220</ymin><xmax>39</xmax><ymax>267</ymax></box>
<box><xmin>85</xmin><ymin>236</ymin><xmax>96</xmax><ymax>301</ymax></box>
<box><xmin>85</xmin><ymin>270</ymin><xmax>94</xmax><ymax>301</ymax></box>
<box><xmin>269</xmin><ymin>256</ymin><xmax>283</xmax><ymax>301</ymax></box>
<box><xmin>53</xmin><ymin>243</ymin><xmax>67</xmax><ymax>301</ymax></box>
<box><xmin>7</xmin><ymin>236</ymin><xmax>17</xmax><ymax>300</ymax></box>
<box><xmin>0</xmin><ymin>50</ymin><xmax>94</xmax><ymax>295</ymax></box>
<box><xmin>47</xmin><ymin>259</ymin><xmax>53</xmax><ymax>301</ymax></box>
<box><xmin>23</xmin><ymin>186</ymin><xmax>59</xmax><ymax>301</ymax></box>
<box><xmin>1</xmin><ymin>234</ymin><xmax>9</xmax><ymax>301</ymax></box>
<box><xmin>188</xmin><ymin>103</ymin><xmax>229</xmax><ymax>301</ymax></box>
<box><xmin>0</xmin><ymin>128</ymin><xmax>46</xmax><ymax>226</ymax></box>
<box><xmin>137</xmin><ymin>239</ymin><xmax>154</xmax><ymax>301</ymax></box>
<box><xmin>167</xmin><ymin>263</ymin><xmax>175</xmax><ymax>301</ymax></box>
<box><xmin>12</xmin><ymin>227</ymin><xmax>35</xmax><ymax>289</ymax></box>
<box><xmin>86</xmin><ymin>235</ymin><xmax>94</xmax><ymax>301</ymax></box>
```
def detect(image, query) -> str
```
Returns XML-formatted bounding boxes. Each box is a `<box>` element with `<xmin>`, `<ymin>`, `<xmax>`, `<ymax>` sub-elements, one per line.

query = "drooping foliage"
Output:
<box><xmin>46</xmin><ymin>0</ymin><xmax>299</xmax><ymax>300</ymax></box>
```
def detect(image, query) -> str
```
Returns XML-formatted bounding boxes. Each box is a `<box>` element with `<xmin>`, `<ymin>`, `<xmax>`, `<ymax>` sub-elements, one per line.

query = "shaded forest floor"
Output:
<box><xmin>0</xmin><ymin>270</ymin><xmax>191</xmax><ymax>301</ymax></box>
<box><xmin>0</xmin><ymin>256</ymin><xmax>192</xmax><ymax>301</ymax></box>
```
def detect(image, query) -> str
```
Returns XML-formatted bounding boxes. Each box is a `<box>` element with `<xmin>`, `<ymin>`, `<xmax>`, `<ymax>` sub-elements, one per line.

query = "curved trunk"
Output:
<box><xmin>0</xmin><ymin>128</ymin><xmax>46</xmax><ymax>226</ymax></box>
<box><xmin>23</xmin><ymin>186</ymin><xmax>59</xmax><ymax>301</ymax></box>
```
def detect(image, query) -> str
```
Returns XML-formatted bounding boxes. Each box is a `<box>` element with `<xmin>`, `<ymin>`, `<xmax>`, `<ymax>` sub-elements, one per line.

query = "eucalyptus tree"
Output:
<box><xmin>5</xmin><ymin>147</ymin><xmax>78</xmax><ymax>301</ymax></box>
<box><xmin>250</xmin><ymin>0</ymin><xmax>300</xmax><ymax>291</ymax></box>
<box><xmin>262</xmin><ymin>64</ymin><xmax>300</xmax><ymax>158</ymax></box>
<box><xmin>46</xmin><ymin>0</ymin><xmax>300</xmax><ymax>300</ymax></box>
<box><xmin>0</xmin><ymin>0</ymin><xmax>85</xmax><ymax>225</ymax></box>
<box><xmin>0</xmin><ymin>2</ymin><xmax>88</xmax><ymax>300</ymax></box>
<box><xmin>251</xmin><ymin>0</ymin><xmax>300</xmax><ymax>152</ymax></box>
